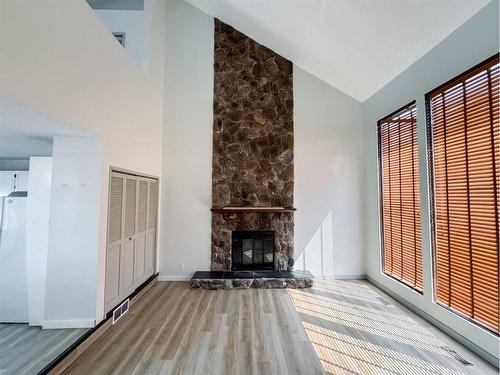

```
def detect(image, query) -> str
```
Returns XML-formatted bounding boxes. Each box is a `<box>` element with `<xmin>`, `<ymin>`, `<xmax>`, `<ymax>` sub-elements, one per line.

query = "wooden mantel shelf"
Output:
<box><xmin>211</xmin><ymin>207</ymin><xmax>296</xmax><ymax>214</ymax></box>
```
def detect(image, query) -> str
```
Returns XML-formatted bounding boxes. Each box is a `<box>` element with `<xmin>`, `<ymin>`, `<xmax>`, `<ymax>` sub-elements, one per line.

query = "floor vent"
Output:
<box><xmin>112</xmin><ymin>299</ymin><xmax>129</xmax><ymax>325</ymax></box>
<box><xmin>440</xmin><ymin>346</ymin><xmax>473</xmax><ymax>366</ymax></box>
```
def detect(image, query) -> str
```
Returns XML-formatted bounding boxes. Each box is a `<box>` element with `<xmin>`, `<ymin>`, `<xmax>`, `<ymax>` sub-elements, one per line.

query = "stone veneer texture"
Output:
<box><xmin>211</xmin><ymin>19</ymin><xmax>294</xmax><ymax>271</ymax></box>
<box><xmin>212</xmin><ymin>19</ymin><xmax>294</xmax><ymax>208</ymax></box>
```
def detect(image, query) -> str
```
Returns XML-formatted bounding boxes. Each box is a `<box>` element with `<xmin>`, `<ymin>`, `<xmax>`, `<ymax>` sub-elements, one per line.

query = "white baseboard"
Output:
<box><xmin>334</xmin><ymin>274</ymin><xmax>367</xmax><ymax>280</ymax></box>
<box><xmin>42</xmin><ymin>319</ymin><xmax>95</xmax><ymax>329</ymax></box>
<box><xmin>295</xmin><ymin>272</ymin><xmax>366</xmax><ymax>280</ymax></box>
<box><xmin>312</xmin><ymin>275</ymin><xmax>336</xmax><ymax>280</ymax></box>
<box><xmin>158</xmin><ymin>274</ymin><xmax>191</xmax><ymax>281</ymax></box>
<box><xmin>158</xmin><ymin>274</ymin><xmax>366</xmax><ymax>281</ymax></box>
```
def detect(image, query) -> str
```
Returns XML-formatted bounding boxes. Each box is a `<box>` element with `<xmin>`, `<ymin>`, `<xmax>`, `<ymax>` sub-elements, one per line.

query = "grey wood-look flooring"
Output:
<box><xmin>64</xmin><ymin>281</ymin><xmax>497</xmax><ymax>375</ymax></box>
<box><xmin>0</xmin><ymin>323</ymin><xmax>86</xmax><ymax>375</ymax></box>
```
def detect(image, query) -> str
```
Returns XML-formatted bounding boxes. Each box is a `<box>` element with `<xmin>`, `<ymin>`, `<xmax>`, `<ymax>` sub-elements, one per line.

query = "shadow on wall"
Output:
<box><xmin>294</xmin><ymin>149</ymin><xmax>364</xmax><ymax>279</ymax></box>
<box><xmin>293</xmin><ymin>67</ymin><xmax>364</xmax><ymax>280</ymax></box>
<box><xmin>296</xmin><ymin>211</ymin><xmax>334</xmax><ymax>279</ymax></box>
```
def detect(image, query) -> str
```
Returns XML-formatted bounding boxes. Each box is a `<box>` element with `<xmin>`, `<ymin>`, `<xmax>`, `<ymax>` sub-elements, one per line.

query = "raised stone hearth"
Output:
<box><xmin>190</xmin><ymin>271</ymin><xmax>313</xmax><ymax>290</ymax></box>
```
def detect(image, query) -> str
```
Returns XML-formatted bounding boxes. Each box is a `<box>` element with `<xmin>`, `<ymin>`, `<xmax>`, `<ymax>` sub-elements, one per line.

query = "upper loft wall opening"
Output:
<box><xmin>86</xmin><ymin>0</ymin><xmax>151</xmax><ymax>72</ymax></box>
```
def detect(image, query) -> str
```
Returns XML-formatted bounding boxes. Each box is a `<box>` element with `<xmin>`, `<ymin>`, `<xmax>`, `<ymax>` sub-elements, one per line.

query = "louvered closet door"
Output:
<box><xmin>134</xmin><ymin>179</ymin><xmax>148</xmax><ymax>285</ymax></box>
<box><xmin>120</xmin><ymin>176</ymin><xmax>137</xmax><ymax>297</ymax></box>
<box><xmin>105</xmin><ymin>174</ymin><xmax>125</xmax><ymax>312</ymax></box>
<box><xmin>145</xmin><ymin>180</ymin><xmax>158</xmax><ymax>277</ymax></box>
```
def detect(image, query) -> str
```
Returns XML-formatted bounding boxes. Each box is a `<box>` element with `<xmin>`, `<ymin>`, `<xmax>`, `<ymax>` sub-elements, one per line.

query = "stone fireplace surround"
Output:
<box><xmin>194</xmin><ymin>20</ymin><xmax>313</xmax><ymax>289</ymax></box>
<box><xmin>210</xmin><ymin>19</ymin><xmax>296</xmax><ymax>274</ymax></box>
<box><xmin>211</xmin><ymin>211</ymin><xmax>294</xmax><ymax>272</ymax></box>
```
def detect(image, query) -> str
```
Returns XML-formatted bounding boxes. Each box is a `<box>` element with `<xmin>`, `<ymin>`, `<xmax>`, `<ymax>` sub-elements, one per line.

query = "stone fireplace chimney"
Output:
<box><xmin>211</xmin><ymin>19</ymin><xmax>295</xmax><ymax>272</ymax></box>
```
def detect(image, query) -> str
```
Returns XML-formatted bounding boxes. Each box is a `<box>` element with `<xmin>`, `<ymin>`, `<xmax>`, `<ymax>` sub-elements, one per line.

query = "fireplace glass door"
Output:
<box><xmin>232</xmin><ymin>230</ymin><xmax>274</xmax><ymax>270</ymax></box>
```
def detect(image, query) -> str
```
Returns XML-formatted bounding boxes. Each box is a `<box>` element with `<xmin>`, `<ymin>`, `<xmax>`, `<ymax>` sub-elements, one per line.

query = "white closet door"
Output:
<box><xmin>105</xmin><ymin>172</ymin><xmax>158</xmax><ymax>314</ymax></box>
<box><xmin>120</xmin><ymin>177</ymin><xmax>137</xmax><ymax>297</ymax></box>
<box><xmin>145</xmin><ymin>180</ymin><xmax>157</xmax><ymax>277</ymax></box>
<box><xmin>105</xmin><ymin>174</ymin><xmax>124</xmax><ymax>312</ymax></box>
<box><xmin>134</xmin><ymin>179</ymin><xmax>148</xmax><ymax>285</ymax></box>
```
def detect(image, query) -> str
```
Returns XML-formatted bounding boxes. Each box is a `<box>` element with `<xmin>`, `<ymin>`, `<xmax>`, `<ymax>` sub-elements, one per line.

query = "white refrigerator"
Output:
<box><xmin>0</xmin><ymin>192</ymin><xmax>29</xmax><ymax>322</ymax></box>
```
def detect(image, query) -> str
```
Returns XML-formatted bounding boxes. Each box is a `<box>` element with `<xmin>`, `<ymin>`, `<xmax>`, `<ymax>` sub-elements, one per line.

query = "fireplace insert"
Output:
<box><xmin>231</xmin><ymin>230</ymin><xmax>275</xmax><ymax>271</ymax></box>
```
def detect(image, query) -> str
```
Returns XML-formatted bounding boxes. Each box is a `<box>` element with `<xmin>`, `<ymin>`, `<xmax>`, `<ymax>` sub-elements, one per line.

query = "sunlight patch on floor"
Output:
<box><xmin>287</xmin><ymin>281</ymin><xmax>471</xmax><ymax>375</ymax></box>
<box><xmin>303</xmin><ymin>322</ymin><xmax>464</xmax><ymax>375</ymax></box>
<box><xmin>290</xmin><ymin>289</ymin><xmax>422</xmax><ymax>329</ymax></box>
<box><xmin>312</xmin><ymin>280</ymin><xmax>384</xmax><ymax>303</ymax></box>
<box><xmin>292</xmin><ymin>300</ymin><xmax>446</xmax><ymax>354</ymax></box>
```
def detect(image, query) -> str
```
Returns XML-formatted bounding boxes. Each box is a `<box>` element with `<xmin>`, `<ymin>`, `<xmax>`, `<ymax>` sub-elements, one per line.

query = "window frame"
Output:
<box><xmin>377</xmin><ymin>100</ymin><xmax>423</xmax><ymax>293</ymax></box>
<box><xmin>425</xmin><ymin>54</ymin><xmax>500</xmax><ymax>335</ymax></box>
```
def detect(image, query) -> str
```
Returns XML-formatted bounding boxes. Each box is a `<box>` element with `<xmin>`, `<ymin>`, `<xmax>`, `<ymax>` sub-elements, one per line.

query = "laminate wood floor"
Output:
<box><xmin>64</xmin><ymin>281</ymin><xmax>497</xmax><ymax>375</ymax></box>
<box><xmin>0</xmin><ymin>323</ymin><xmax>86</xmax><ymax>375</ymax></box>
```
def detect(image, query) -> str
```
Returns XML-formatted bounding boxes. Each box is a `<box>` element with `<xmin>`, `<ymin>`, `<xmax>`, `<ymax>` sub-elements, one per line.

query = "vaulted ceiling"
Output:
<box><xmin>187</xmin><ymin>0</ymin><xmax>491</xmax><ymax>101</ymax></box>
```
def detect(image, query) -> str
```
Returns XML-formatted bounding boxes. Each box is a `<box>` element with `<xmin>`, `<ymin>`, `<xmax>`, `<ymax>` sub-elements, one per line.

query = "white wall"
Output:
<box><xmin>158</xmin><ymin>0</ymin><xmax>366</xmax><ymax>280</ymax></box>
<box><xmin>26</xmin><ymin>157</ymin><xmax>52</xmax><ymax>326</ymax></box>
<box><xmin>362</xmin><ymin>0</ymin><xmax>499</xmax><ymax>362</ymax></box>
<box><xmin>0</xmin><ymin>0</ymin><xmax>167</xmax><ymax>323</ymax></box>
<box><xmin>294</xmin><ymin>67</ymin><xmax>364</xmax><ymax>279</ymax></box>
<box><xmin>159</xmin><ymin>0</ymin><xmax>214</xmax><ymax>280</ymax></box>
<box><xmin>92</xmin><ymin>0</ymin><xmax>152</xmax><ymax>72</ymax></box>
<box><xmin>43</xmin><ymin>137</ymin><xmax>101</xmax><ymax>329</ymax></box>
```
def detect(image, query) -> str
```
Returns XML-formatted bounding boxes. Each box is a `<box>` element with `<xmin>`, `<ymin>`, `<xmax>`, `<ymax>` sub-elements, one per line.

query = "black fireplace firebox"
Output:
<box><xmin>231</xmin><ymin>230</ymin><xmax>275</xmax><ymax>271</ymax></box>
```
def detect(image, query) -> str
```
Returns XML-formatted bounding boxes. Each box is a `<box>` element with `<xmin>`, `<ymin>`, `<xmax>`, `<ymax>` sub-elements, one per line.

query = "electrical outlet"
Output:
<box><xmin>180</xmin><ymin>263</ymin><xmax>185</xmax><ymax>270</ymax></box>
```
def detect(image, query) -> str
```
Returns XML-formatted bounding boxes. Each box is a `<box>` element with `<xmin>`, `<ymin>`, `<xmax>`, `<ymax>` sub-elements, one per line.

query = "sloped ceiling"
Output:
<box><xmin>186</xmin><ymin>0</ymin><xmax>491</xmax><ymax>101</ymax></box>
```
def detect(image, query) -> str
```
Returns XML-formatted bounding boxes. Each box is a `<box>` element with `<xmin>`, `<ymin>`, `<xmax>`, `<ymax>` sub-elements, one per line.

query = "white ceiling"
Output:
<box><xmin>0</xmin><ymin>133</ymin><xmax>53</xmax><ymax>159</ymax></box>
<box><xmin>0</xmin><ymin>97</ymin><xmax>90</xmax><ymax>158</ymax></box>
<box><xmin>186</xmin><ymin>0</ymin><xmax>491</xmax><ymax>101</ymax></box>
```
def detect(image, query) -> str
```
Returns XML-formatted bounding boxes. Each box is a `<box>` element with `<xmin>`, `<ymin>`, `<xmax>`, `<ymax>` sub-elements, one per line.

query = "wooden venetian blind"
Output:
<box><xmin>427</xmin><ymin>55</ymin><xmax>499</xmax><ymax>333</ymax></box>
<box><xmin>378</xmin><ymin>102</ymin><xmax>423</xmax><ymax>290</ymax></box>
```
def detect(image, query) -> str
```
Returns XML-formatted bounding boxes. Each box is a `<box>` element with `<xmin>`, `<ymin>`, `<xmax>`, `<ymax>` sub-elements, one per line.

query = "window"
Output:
<box><xmin>378</xmin><ymin>102</ymin><xmax>423</xmax><ymax>291</ymax></box>
<box><xmin>426</xmin><ymin>55</ymin><xmax>499</xmax><ymax>334</ymax></box>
